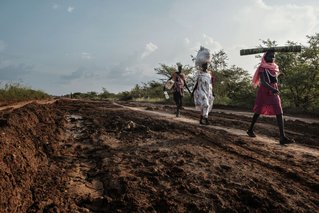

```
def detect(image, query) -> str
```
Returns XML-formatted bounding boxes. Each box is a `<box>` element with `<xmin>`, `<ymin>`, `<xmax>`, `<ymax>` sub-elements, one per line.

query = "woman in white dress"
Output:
<box><xmin>192</xmin><ymin>62</ymin><xmax>214</xmax><ymax>125</ymax></box>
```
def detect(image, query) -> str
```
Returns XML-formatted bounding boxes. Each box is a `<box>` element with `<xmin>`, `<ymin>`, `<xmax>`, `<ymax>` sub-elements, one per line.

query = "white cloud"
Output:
<box><xmin>202</xmin><ymin>34</ymin><xmax>222</xmax><ymax>50</ymax></box>
<box><xmin>235</xmin><ymin>0</ymin><xmax>319</xmax><ymax>45</ymax></box>
<box><xmin>67</xmin><ymin>6</ymin><xmax>74</xmax><ymax>13</ymax></box>
<box><xmin>255</xmin><ymin>0</ymin><xmax>270</xmax><ymax>9</ymax></box>
<box><xmin>81</xmin><ymin>52</ymin><xmax>92</xmax><ymax>60</ymax></box>
<box><xmin>141</xmin><ymin>42</ymin><xmax>158</xmax><ymax>59</ymax></box>
<box><xmin>184</xmin><ymin>38</ymin><xmax>190</xmax><ymax>45</ymax></box>
<box><xmin>187</xmin><ymin>34</ymin><xmax>223</xmax><ymax>55</ymax></box>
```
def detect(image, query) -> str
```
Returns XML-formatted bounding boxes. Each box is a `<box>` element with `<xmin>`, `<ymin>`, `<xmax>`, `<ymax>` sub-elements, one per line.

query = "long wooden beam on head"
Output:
<box><xmin>240</xmin><ymin>45</ymin><xmax>302</xmax><ymax>56</ymax></box>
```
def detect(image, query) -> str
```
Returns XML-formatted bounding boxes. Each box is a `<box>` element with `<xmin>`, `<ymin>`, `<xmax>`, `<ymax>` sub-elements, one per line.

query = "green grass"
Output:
<box><xmin>0</xmin><ymin>83</ymin><xmax>50</xmax><ymax>101</ymax></box>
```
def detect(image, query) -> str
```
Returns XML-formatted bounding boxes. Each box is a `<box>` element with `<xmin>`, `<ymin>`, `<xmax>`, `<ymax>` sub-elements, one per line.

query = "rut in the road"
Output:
<box><xmin>117</xmin><ymin>103</ymin><xmax>319</xmax><ymax>157</ymax></box>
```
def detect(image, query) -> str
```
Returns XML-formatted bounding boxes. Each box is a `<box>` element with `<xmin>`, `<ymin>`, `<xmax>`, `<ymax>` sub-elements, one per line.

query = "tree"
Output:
<box><xmin>99</xmin><ymin>88</ymin><xmax>115</xmax><ymax>99</ymax></box>
<box><xmin>209</xmin><ymin>50</ymin><xmax>255</xmax><ymax>106</ymax></box>
<box><xmin>154</xmin><ymin>63</ymin><xmax>195</xmax><ymax>92</ymax></box>
<box><xmin>130</xmin><ymin>84</ymin><xmax>144</xmax><ymax>99</ymax></box>
<box><xmin>141</xmin><ymin>80</ymin><xmax>163</xmax><ymax>99</ymax></box>
<box><xmin>210</xmin><ymin>50</ymin><xmax>228</xmax><ymax>71</ymax></box>
<box><xmin>154</xmin><ymin>64</ymin><xmax>177</xmax><ymax>81</ymax></box>
<box><xmin>154</xmin><ymin>63</ymin><xmax>193</xmax><ymax>81</ymax></box>
<box><xmin>262</xmin><ymin>35</ymin><xmax>319</xmax><ymax>111</ymax></box>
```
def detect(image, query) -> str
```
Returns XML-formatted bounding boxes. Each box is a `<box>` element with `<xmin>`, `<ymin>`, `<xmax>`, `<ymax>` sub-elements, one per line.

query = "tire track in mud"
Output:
<box><xmin>64</xmin><ymin>114</ymin><xmax>104</xmax><ymax>197</ymax></box>
<box><xmin>60</xmin><ymin>113</ymin><xmax>114</xmax><ymax>211</ymax></box>
<box><xmin>58</xmin><ymin>102</ymin><xmax>148</xmax><ymax>211</ymax></box>
<box><xmin>184</xmin><ymin>107</ymin><xmax>319</xmax><ymax>124</ymax></box>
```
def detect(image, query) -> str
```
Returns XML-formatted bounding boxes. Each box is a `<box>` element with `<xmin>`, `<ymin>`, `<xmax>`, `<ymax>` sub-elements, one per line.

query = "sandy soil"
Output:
<box><xmin>0</xmin><ymin>99</ymin><xmax>318</xmax><ymax>212</ymax></box>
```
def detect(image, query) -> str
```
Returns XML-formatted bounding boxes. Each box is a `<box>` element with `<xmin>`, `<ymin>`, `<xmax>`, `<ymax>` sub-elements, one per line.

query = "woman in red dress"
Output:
<box><xmin>247</xmin><ymin>50</ymin><xmax>294</xmax><ymax>145</ymax></box>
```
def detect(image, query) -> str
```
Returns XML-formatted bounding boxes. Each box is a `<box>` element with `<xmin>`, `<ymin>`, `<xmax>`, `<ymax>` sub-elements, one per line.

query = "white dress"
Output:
<box><xmin>194</xmin><ymin>70</ymin><xmax>214</xmax><ymax>118</ymax></box>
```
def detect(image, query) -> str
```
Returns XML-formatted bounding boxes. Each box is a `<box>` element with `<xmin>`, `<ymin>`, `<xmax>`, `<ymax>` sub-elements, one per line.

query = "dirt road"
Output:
<box><xmin>0</xmin><ymin>99</ymin><xmax>318</xmax><ymax>212</ymax></box>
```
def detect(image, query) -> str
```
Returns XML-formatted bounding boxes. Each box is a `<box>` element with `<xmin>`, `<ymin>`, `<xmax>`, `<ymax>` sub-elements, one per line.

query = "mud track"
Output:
<box><xmin>0</xmin><ymin>99</ymin><xmax>318</xmax><ymax>212</ymax></box>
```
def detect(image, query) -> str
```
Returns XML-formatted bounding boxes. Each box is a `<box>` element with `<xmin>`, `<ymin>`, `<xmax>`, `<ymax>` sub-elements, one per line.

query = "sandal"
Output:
<box><xmin>247</xmin><ymin>130</ymin><xmax>256</xmax><ymax>137</ymax></box>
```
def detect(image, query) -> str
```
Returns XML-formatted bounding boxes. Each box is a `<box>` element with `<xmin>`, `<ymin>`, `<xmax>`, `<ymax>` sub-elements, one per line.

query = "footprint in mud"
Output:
<box><xmin>0</xmin><ymin>118</ymin><xmax>8</xmax><ymax>127</ymax></box>
<box><xmin>238</xmin><ymin>188</ymin><xmax>263</xmax><ymax>208</ymax></box>
<box><xmin>153</xmin><ymin>198</ymin><xmax>177</xmax><ymax>213</ymax></box>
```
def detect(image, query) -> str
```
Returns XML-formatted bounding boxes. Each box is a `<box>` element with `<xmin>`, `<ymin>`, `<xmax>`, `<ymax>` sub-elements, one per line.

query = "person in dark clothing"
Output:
<box><xmin>247</xmin><ymin>50</ymin><xmax>294</xmax><ymax>145</ymax></box>
<box><xmin>164</xmin><ymin>63</ymin><xmax>191</xmax><ymax>117</ymax></box>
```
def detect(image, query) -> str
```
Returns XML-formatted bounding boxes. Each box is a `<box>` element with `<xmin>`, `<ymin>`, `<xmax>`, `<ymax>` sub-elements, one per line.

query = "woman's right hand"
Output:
<box><xmin>272</xmin><ymin>88</ymin><xmax>279</xmax><ymax>95</ymax></box>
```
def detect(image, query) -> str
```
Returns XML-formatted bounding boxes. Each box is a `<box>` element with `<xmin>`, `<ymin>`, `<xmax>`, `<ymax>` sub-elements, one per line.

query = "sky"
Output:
<box><xmin>0</xmin><ymin>0</ymin><xmax>318</xmax><ymax>95</ymax></box>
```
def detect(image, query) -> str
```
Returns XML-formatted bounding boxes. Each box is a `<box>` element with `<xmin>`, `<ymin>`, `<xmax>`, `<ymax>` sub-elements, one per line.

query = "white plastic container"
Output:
<box><xmin>164</xmin><ymin>91</ymin><xmax>169</xmax><ymax>99</ymax></box>
<box><xmin>164</xmin><ymin>80</ymin><xmax>174</xmax><ymax>90</ymax></box>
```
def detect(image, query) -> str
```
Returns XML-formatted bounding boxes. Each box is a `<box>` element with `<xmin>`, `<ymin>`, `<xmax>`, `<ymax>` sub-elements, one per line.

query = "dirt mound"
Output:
<box><xmin>0</xmin><ymin>99</ymin><xmax>318</xmax><ymax>212</ymax></box>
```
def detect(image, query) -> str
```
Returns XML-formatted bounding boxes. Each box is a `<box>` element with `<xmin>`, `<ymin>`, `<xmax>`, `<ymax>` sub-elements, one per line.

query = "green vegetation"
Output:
<box><xmin>208</xmin><ymin>50</ymin><xmax>255</xmax><ymax>108</ymax></box>
<box><xmin>0</xmin><ymin>83</ymin><xmax>50</xmax><ymax>101</ymax></box>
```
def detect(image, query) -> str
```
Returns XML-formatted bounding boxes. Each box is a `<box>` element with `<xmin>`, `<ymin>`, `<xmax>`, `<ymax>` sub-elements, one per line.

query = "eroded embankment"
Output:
<box><xmin>0</xmin><ymin>102</ymin><xmax>69</xmax><ymax>212</ymax></box>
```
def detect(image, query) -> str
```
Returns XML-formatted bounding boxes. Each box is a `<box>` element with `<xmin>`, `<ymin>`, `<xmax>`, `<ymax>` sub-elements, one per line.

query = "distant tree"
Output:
<box><xmin>209</xmin><ymin>51</ymin><xmax>254</xmax><ymax>106</ymax></box>
<box><xmin>142</xmin><ymin>80</ymin><xmax>163</xmax><ymax>99</ymax></box>
<box><xmin>117</xmin><ymin>91</ymin><xmax>133</xmax><ymax>101</ymax></box>
<box><xmin>210</xmin><ymin>50</ymin><xmax>228</xmax><ymax>71</ymax></box>
<box><xmin>277</xmin><ymin>35</ymin><xmax>319</xmax><ymax>111</ymax></box>
<box><xmin>99</xmin><ymin>88</ymin><xmax>115</xmax><ymax>99</ymax></box>
<box><xmin>154</xmin><ymin>63</ymin><xmax>193</xmax><ymax>81</ymax></box>
<box><xmin>130</xmin><ymin>84</ymin><xmax>144</xmax><ymax>99</ymax></box>
<box><xmin>222</xmin><ymin>66</ymin><xmax>255</xmax><ymax>106</ymax></box>
<box><xmin>154</xmin><ymin>63</ymin><xmax>194</xmax><ymax>93</ymax></box>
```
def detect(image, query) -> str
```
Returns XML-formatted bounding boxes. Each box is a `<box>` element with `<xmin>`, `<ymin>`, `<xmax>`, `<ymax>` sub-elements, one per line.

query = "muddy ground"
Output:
<box><xmin>0</xmin><ymin>99</ymin><xmax>318</xmax><ymax>212</ymax></box>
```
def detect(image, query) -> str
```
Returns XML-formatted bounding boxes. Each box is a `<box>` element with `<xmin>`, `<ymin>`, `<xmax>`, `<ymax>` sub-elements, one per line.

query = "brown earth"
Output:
<box><xmin>0</xmin><ymin>99</ymin><xmax>318</xmax><ymax>212</ymax></box>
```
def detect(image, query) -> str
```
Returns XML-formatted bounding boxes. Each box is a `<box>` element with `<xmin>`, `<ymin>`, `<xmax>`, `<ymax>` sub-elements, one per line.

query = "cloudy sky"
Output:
<box><xmin>0</xmin><ymin>0</ymin><xmax>318</xmax><ymax>95</ymax></box>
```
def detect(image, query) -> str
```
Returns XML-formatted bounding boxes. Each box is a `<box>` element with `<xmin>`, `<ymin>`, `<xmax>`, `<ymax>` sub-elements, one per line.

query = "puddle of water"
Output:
<box><xmin>65</xmin><ymin>114</ymin><xmax>84</xmax><ymax>139</ymax></box>
<box><xmin>69</xmin><ymin>114</ymin><xmax>83</xmax><ymax>120</ymax></box>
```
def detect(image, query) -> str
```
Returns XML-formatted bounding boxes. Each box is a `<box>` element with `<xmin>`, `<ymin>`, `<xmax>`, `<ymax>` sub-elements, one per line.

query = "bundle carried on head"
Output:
<box><xmin>195</xmin><ymin>46</ymin><xmax>211</xmax><ymax>67</ymax></box>
<box><xmin>240</xmin><ymin>45</ymin><xmax>301</xmax><ymax>56</ymax></box>
<box><xmin>176</xmin><ymin>62</ymin><xmax>182</xmax><ymax>67</ymax></box>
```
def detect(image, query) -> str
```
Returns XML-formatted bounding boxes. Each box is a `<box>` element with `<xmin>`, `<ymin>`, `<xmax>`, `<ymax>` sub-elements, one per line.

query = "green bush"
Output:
<box><xmin>0</xmin><ymin>83</ymin><xmax>50</xmax><ymax>101</ymax></box>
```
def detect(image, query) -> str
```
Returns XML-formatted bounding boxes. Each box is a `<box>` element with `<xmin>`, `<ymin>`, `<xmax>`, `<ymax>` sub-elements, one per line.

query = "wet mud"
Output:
<box><xmin>0</xmin><ymin>99</ymin><xmax>318</xmax><ymax>212</ymax></box>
